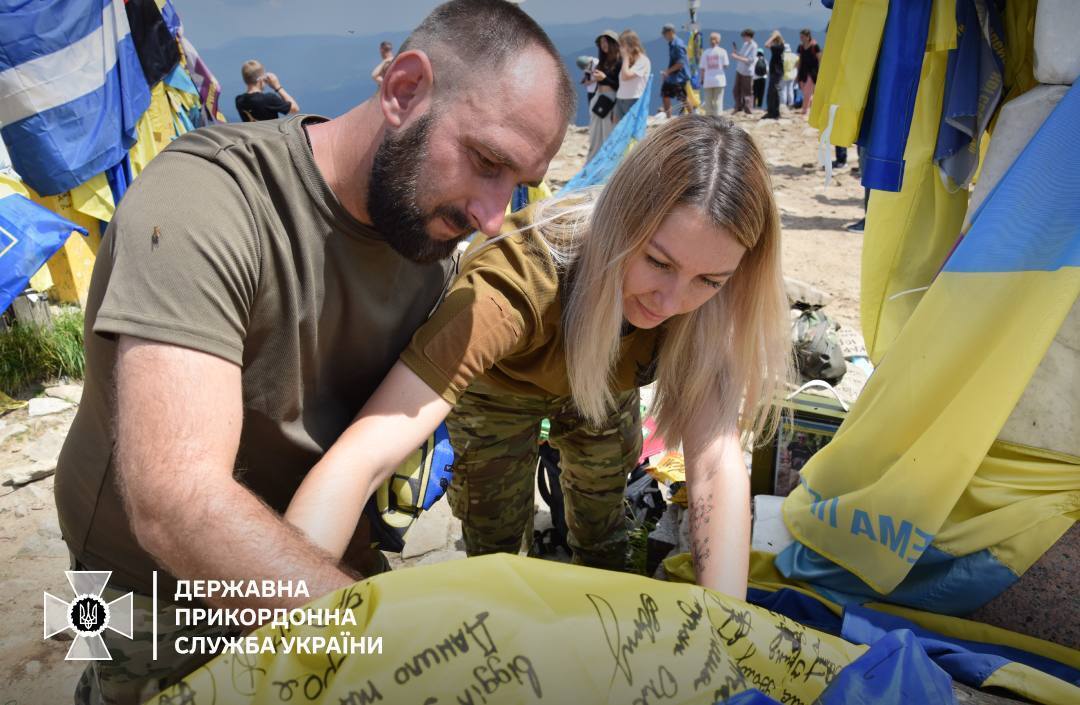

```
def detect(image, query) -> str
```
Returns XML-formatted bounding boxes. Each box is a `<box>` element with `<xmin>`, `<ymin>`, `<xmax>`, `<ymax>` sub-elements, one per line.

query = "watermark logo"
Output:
<box><xmin>45</xmin><ymin>571</ymin><xmax>134</xmax><ymax>660</ymax></box>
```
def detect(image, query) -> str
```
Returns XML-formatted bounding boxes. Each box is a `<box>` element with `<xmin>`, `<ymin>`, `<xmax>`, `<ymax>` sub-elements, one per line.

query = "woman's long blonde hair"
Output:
<box><xmin>525</xmin><ymin>116</ymin><xmax>792</xmax><ymax>449</ymax></box>
<box><xmin>619</xmin><ymin>29</ymin><xmax>644</xmax><ymax>65</ymax></box>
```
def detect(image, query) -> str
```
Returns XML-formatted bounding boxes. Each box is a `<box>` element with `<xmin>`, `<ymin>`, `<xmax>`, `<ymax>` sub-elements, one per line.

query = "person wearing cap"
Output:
<box><xmin>585</xmin><ymin>29</ymin><xmax>621</xmax><ymax>160</ymax></box>
<box><xmin>660</xmin><ymin>23</ymin><xmax>690</xmax><ymax>117</ymax></box>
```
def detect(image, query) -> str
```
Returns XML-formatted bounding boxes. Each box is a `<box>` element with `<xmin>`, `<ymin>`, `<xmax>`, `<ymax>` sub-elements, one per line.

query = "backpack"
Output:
<box><xmin>791</xmin><ymin>306</ymin><xmax>847</xmax><ymax>386</ymax></box>
<box><xmin>754</xmin><ymin>56</ymin><xmax>767</xmax><ymax>77</ymax></box>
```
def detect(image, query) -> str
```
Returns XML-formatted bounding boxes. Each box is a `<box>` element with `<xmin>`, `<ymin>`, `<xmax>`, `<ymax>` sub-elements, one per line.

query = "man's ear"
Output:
<box><xmin>380</xmin><ymin>50</ymin><xmax>434</xmax><ymax>128</ymax></box>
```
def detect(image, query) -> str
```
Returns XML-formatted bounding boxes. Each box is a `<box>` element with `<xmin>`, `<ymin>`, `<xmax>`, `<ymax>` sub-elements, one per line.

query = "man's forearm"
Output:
<box><xmin>132</xmin><ymin>474</ymin><xmax>356</xmax><ymax>610</ymax></box>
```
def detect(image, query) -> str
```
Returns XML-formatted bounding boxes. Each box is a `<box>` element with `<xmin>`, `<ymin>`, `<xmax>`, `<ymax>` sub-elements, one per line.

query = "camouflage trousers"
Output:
<box><xmin>73</xmin><ymin>584</ymin><xmax>234</xmax><ymax>705</ymax></box>
<box><xmin>445</xmin><ymin>385</ymin><xmax>642</xmax><ymax>571</ymax></box>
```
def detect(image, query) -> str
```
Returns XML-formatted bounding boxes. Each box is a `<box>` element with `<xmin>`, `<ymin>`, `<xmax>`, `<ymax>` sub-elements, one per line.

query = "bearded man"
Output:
<box><xmin>53</xmin><ymin>1</ymin><xmax>573</xmax><ymax>702</ymax></box>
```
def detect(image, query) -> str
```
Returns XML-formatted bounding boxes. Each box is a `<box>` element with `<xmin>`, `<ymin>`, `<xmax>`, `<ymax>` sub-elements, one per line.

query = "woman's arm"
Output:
<box><xmin>683</xmin><ymin>413</ymin><xmax>751</xmax><ymax>598</ymax></box>
<box><xmin>285</xmin><ymin>362</ymin><xmax>453</xmax><ymax>558</ymax></box>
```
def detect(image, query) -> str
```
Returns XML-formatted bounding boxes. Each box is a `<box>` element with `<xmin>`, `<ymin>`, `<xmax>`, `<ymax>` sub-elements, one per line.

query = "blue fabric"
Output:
<box><xmin>511</xmin><ymin>185</ymin><xmax>529</xmax><ymax>213</ymax></box>
<box><xmin>666</xmin><ymin>36</ymin><xmax>690</xmax><ymax>84</ymax></box>
<box><xmin>856</xmin><ymin>0</ymin><xmax>934</xmax><ymax>192</ymax></box>
<box><xmin>842</xmin><ymin>606</ymin><xmax>1080</xmax><ymax>688</ymax></box>
<box><xmin>0</xmin><ymin>193</ymin><xmax>87</xmax><ymax>313</ymax></box>
<box><xmin>105</xmin><ymin>154</ymin><xmax>132</xmax><ymax>206</ymax></box>
<box><xmin>745</xmin><ymin>587</ymin><xmax>1080</xmax><ymax>690</ymax></box>
<box><xmin>561</xmin><ymin>77</ymin><xmax>652</xmax><ymax>194</ymax></box>
<box><xmin>0</xmin><ymin>0</ymin><xmax>151</xmax><ymax>196</ymax></box>
<box><xmin>717</xmin><ymin>690</ymin><xmax>781</xmax><ymax>705</ymax></box>
<box><xmin>160</xmin><ymin>0</ymin><xmax>181</xmax><ymax>36</ymax></box>
<box><xmin>776</xmin><ymin>543</ymin><xmax>1019</xmax><ymax>615</ymax></box>
<box><xmin>818</xmin><ymin>629</ymin><xmax>956</xmax><ymax>705</ymax></box>
<box><xmin>945</xmin><ymin>81</ymin><xmax>1080</xmax><ymax>274</ymax></box>
<box><xmin>0</xmin><ymin>0</ymin><xmax>105</xmax><ymax>67</ymax></box>
<box><xmin>164</xmin><ymin>62</ymin><xmax>199</xmax><ymax>95</ymax></box>
<box><xmin>934</xmin><ymin>0</ymin><xmax>1005</xmax><ymax>187</ymax></box>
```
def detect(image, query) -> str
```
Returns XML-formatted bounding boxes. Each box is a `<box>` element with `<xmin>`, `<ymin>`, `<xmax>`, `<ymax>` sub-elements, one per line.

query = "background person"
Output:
<box><xmin>752</xmin><ymin>50</ymin><xmax>766</xmax><ymax>108</ymax></box>
<box><xmin>699</xmin><ymin>32</ymin><xmax>729</xmax><ymax>117</ymax></box>
<box><xmin>763</xmin><ymin>31</ymin><xmax>784</xmax><ymax>120</ymax></box>
<box><xmin>659</xmin><ymin>23</ymin><xmax>690</xmax><ymax>117</ymax></box>
<box><xmin>286</xmin><ymin>116</ymin><xmax>793</xmax><ymax>600</ymax></box>
<box><xmin>780</xmin><ymin>42</ymin><xmax>797</xmax><ymax>108</ymax></box>
<box><xmin>371</xmin><ymin>40</ymin><xmax>393</xmax><ymax>85</ymax></box>
<box><xmin>234</xmin><ymin>59</ymin><xmax>299</xmax><ymax>121</ymax></box>
<box><xmin>54</xmin><ymin>1</ymin><xmax>575</xmax><ymax>702</ymax></box>
<box><xmin>615</xmin><ymin>29</ymin><xmax>650</xmax><ymax>123</ymax></box>
<box><xmin>729</xmin><ymin>29</ymin><xmax>757</xmax><ymax>115</ymax></box>
<box><xmin>796</xmin><ymin>28</ymin><xmax>821</xmax><ymax>115</ymax></box>
<box><xmin>586</xmin><ymin>30</ymin><xmax>621</xmax><ymax>160</ymax></box>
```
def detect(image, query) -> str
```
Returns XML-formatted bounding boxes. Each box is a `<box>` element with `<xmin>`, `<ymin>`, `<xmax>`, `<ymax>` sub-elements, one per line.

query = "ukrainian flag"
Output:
<box><xmin>780</xmin><ymin>82</ymin><xmax>1080</xmax><ymax>614</ymax></box>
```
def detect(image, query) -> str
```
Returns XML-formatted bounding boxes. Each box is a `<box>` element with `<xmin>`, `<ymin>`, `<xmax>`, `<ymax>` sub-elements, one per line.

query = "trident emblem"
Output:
<box><xmin>79</xmin><ymin>601</ymin><xmax>99</xmax><ymax>631</ymax></box>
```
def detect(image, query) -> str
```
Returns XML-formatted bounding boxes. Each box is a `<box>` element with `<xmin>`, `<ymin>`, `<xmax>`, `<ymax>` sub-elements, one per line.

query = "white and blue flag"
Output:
<box><xmin>0</xmin><ymin>0</ymin><xmax>151</xmax><ymax>196</ymax></box>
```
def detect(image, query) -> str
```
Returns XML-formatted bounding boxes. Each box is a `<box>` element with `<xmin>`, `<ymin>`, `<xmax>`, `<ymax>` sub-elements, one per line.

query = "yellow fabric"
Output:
<box><xmin>860</xmin><ymin>48</ymin><xmax>968</xmax><ymax>362</ymax></box>
<box><xmin>158</xmin><ymin>554</ymin><xmax>866</xmax><ymax>705</ymax></box>
<box><xmin>807</xmin><ymin>0</ymin><xmax>889</xmax><ymax>146</ymax></box>
<box><xmin>129</xmin><ymin>82</ymin><xmax>178</xmax><ymax>178</ymax></box>
<box><xmin>69</xmin><ymin>172</ymin><xmax>115</xmax><ymax>223</ymax></box>
<box><xmin>785</xmin><ymin>268</ymin><xmax>1080</xmax><ymax>593</ymax></box>
<box><xmin>1001</xmin><ymin>0</ymin><xmax>1039</xmax><ymax>104</ymax></box>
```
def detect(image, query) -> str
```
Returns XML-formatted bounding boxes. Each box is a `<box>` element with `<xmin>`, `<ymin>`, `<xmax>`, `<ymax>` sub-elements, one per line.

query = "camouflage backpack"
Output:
<box><xmin>791</xmin><ymin>306</ymin><xmax>847</xmax><ymax>386</ymax></box>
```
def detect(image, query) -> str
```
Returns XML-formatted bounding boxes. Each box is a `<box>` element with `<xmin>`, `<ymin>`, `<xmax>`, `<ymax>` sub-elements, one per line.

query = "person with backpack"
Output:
<box><xmin>285</xmin><ymin>116</ymin><xmax>793</xmax><ymax>599</ymax></box>
<box><xmin>752</xmin><ymin>50</ymin><xmax>767</xmax><ymax>109</ymax></box>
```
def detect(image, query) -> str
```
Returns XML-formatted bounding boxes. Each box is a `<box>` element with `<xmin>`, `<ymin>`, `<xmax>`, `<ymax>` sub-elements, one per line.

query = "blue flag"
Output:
<box><xmin>0</xmin><ymin>193</ymin><xmax>87</xmax><ymax>314</ymax></box>
<box><xmin>0</xmin><ymin>0</ymin><xmax>151</xmax><ymax>196</ymax></box>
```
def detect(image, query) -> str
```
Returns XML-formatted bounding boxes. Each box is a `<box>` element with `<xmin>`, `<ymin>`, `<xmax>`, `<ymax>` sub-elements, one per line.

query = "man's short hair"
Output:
<box><xmin>399</xmin><ymin>0</ymin><xmax>575</xmax><ymax>123</ymax></box>
<box><xmin>800</xmin><ymin>28</ymin><xmax>812</xmax><ymax>37</ymax></box>
<box><xmin>710</xmin><ymin>32</ymin><xmax>721</xmax><ymax>42</ymax></box>
<box><xmin>662</xmin><ymin>23</ymin><xmax>676</xmax><ymax>34</ymax></box>
<box><xmin>379</xmin><ymin>41</ymin><xmax>392</xmax><ymax>52</ymax></box>
<box><xmin>240</xmin><ymin>59</ymin><xmax>264</xmax><ymax>87</ymax></box>
<box><xmin>741</xmin><ymin>28</ymin><xmax>755</xmax><ymax>38</ymax></box>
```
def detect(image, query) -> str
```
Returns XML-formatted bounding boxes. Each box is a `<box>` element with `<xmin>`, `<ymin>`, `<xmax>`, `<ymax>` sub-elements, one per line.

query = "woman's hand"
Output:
<box><xmin>284</xmin><ymin>362</ymin><xmax>453</xmax><ymax>558</ymax></box>
<box><xmin>593</xmin><ymin>69</ymin><xmax>607</xmax><ymax>82</ymax></box>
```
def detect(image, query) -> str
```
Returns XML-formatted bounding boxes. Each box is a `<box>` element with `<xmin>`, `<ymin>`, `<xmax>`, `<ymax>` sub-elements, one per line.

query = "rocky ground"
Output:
<box><xmin>0</xmin><ymin>108</ymin><xmax>869</xmax><ymax>703</ymax></box>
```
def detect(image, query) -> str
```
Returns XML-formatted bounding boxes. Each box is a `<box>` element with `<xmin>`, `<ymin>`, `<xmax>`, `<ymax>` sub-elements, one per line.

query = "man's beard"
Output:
<box><xmin>367</xmin><ymin>112</ymin><xmax>473</xmax><ymax>264</ymax></box>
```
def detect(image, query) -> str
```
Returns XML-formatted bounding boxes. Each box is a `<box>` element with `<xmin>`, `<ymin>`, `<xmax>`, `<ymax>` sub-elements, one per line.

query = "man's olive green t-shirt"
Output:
<box><xmin>54</xmin><ymin>115</ymin><xmax>454</xmax><ymax>595</ymax></box>
<box><xmin>400</xmin><ymin>209</ymin><xmax>662</xmax><ymax>403</ymax></box>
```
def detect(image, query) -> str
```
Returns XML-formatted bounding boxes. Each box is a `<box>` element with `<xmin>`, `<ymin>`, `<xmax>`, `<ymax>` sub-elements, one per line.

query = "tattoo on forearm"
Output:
<box><xmin>690</xmin><ymin>492</ymin><xmax>714</xmax><ymax>567</ymax></box>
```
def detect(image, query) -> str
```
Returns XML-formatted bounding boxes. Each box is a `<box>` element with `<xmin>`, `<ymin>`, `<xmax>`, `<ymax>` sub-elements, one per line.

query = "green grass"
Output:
<box><xmin>0</xmin><ymin>310</ymin><xmax>85</xmax><ymax>395</ymax></box>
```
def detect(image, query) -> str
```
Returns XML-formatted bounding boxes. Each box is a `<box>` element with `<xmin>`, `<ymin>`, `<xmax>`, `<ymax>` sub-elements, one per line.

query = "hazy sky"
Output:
<box><xmin>177</xmin><ymin>0</ymin><xmax>829</xmax><ymax>48</ymax></box>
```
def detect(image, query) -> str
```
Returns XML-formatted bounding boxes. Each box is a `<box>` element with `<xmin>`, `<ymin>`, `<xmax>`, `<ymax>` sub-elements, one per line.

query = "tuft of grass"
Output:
<box><xmin>0</xmin><ymin>310</ymin><xmax>85</xmax><ymax>395</ymax></box>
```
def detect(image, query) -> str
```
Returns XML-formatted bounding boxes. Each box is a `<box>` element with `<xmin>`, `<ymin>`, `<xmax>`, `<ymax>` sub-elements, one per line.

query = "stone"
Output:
<box><xmin>784</xmin><ymin>276</ymin><xmax>832</xmax><ymax>307</ymax></box>
<box><xmin>44</xmin><ymin>384</ymin><xmax>82</xmax><ymax>404</ymax></box>
<box><xmin>0</xmin><ymin>422</ymin><xmax>28</xmax><ymax>445</ymax></box>
<box><xmin>24</xmin><ymin>660</ymin><xmax>42</xmax><ymax>676</ymax></box>
<box><xmin>22</xmin><ymin>428</ymin><xmax>67</xmax><ymax>466</ymax></box>
<box><xmin>401</xmin><ymin>499</ymin><xmax>453</xmax><ymax>559</ymax></box>
<box><xmin>2</xmin><ymin>462</ymin><xmax>56</xmax><ymax>487</ymax></box>
<box><xmin>28</xmin><ymin>397</ymin><xmax>73</xmax><ymax>417</ymax></box>
<box><xmin>1034</xmin><ymin>0</ymin><xmax>1080</xmax><ymax>85</ymax></box>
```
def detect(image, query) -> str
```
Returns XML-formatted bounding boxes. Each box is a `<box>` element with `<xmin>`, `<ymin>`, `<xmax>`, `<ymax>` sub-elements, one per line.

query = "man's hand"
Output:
<box><xmin>264</xmin><ymin>72</ymin><xmax>282</xmax><ymax>91</ymax></box>
<box><xmin>114</xmin><ymin>337</ymin><xmax>355</xmax><ymax>610</ymax></box>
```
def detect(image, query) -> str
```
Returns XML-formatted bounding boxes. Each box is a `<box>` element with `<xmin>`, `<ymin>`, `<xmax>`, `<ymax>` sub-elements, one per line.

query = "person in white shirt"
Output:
<box><xmin>615</xmin><ymin>29</ymin><xmax>651</xmax><ymax>123</ymax></box>
<box><xmin>729</xmin><ymin>28</ymin><xmax>758</xmax><ymax>115</ymax></box>
<box><xmin>699</xmin><ymin>32</ymin><xmax>729</xmax><ymax>116</ymax></box>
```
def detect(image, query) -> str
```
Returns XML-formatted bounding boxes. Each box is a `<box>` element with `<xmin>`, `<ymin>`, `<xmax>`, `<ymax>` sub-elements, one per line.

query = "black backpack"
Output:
<box><xmin>754</xmin><ymin>56</ymin><xmax>767</xmax><ymax>77</ymax></box>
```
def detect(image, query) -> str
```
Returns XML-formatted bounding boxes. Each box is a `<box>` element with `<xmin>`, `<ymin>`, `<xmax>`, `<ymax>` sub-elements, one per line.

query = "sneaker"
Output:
<box><xmin>831</xmin><ymin>160</ymin><xmax>848</xmax><ymax>170</ymax></box>
<box><xmin>846</xmin><ymin>218</ymin><xmax>865</xmax><ymax>233</ymax></box>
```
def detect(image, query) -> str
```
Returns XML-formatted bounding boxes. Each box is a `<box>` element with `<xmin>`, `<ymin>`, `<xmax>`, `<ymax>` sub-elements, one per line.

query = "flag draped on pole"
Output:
<box><xmin>0</xmin><ymin>0</ymin><xmax>151</xmax><ymax>196</ymax></box>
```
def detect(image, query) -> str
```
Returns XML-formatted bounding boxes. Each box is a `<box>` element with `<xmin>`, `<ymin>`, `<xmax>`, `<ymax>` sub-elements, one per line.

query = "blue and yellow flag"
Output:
<box><xmin>779</xmin><ymin>82</ymin><xmax>1080</xmax><ymax>614</ymax></box>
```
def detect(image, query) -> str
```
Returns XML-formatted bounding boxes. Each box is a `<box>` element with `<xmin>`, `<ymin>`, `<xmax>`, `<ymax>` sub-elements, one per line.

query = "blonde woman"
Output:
<box><xmin>286</xmin><ymin>116</ymin><xmax>791</xmax><ymax>598</ymax></box>
<box><xmin>615</xmin><ymin>30</ymin><xmax>650</xmax><ymax>123</ymax></box>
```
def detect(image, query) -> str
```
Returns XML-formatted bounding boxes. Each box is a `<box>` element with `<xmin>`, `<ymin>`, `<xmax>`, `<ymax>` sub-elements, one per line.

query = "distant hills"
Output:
<box><xmin>200</xmin><ymin>11</ymin><xmax>828</xmax><ymax>125</ymax></box>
